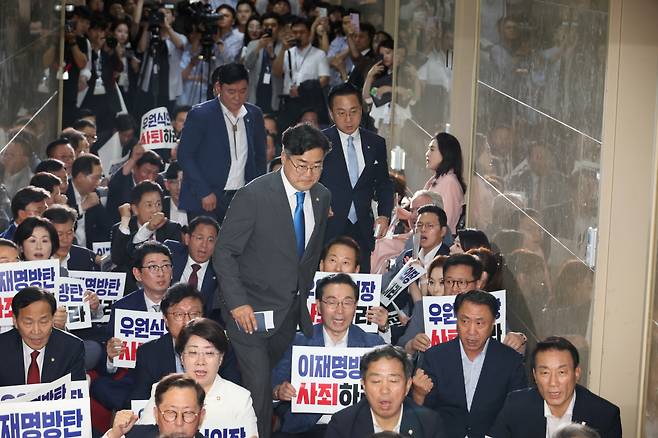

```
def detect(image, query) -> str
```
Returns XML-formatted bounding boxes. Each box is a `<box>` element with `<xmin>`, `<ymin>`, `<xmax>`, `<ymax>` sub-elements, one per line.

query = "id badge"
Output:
<box><xmin>263</xmin><ymin>72</ymin><xmax>271</xmax><ymax>85</ymax></box>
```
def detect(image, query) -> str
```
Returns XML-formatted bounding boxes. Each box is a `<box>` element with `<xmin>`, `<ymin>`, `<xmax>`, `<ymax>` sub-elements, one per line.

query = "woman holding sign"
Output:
<box><xmin>138</xmin><ymin>318</ymin><xmax>258</xmax><ymax>438</ymax></box>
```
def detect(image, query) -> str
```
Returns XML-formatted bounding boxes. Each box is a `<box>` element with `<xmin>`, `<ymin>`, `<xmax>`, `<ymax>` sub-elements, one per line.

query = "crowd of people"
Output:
<box><xmin>0</xmin><ymin>1</ymin><xmax>621</xmax><ymax>438</ymax></box>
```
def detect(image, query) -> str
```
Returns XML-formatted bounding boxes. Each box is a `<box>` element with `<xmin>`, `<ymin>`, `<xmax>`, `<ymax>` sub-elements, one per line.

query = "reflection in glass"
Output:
<box><xmin>472</xmin><ymin>1</ymin><xmax>609</xmax><ymax>382</ymax></box>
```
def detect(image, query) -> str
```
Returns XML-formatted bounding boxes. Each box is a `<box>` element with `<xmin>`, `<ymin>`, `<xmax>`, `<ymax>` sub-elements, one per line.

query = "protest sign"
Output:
<box><xmin>55</xmin><ymin>277</ymin><xmax>92</xmax><ymax>330</ymax></box>
<box><xmin>307</xmin><ymin>272</ymin><xmax>382</xmax><ymax>333</ymax></box>
<box><xmin>139</xmin><ymin>107</ymin><xmax>177</xmax><ymax>150</ymax></box>
<box><xmin>69</xmin><ymin>271</ymin><xmax>126</xmax><ymax>323</ymax></box>
<box><xmin>0</xmin><ymin>374</ymin><xmax>89</xmax><ymax>403</ymax></box>
<box><xmin>113</xmin><ymin>309</ymin><xmax>166</xmax><ymax>368</ymax></box>
<box><xmin>380</xmin><ymin>260</ymin><xmax>425</xmax><ymax>307</ymax></box>
<box><xmin>92</xmin><ymin>242</ymin><xmax>111</xmax><ymax>258</ymax></box>
<box><xmin>423</xmin><ymin>290</ymin><xmax>507</xmax><ymax>346</ymax></box>
<box><xmin>0</xmin><ymin>397</ymin><xmax>91</xmax><ymax>437</ymax></box>
<box><xmin>131</xmin><ymin>400</ymin><xmax>148</xmax><ymax>419</ymax></box>
<box><xmin>0</xmin><ymin>259</ymin><xmax>59</xmax><ymax>325</ymax></box>
<box><xmin>199</xmin><ymin>418</ymin><xmax>250</xmax><ymax>438</ymax></box>
<box><xmin>290</xmin><ymin>346</ymin><xmax>374</xmax><ymax>414</ymax></box>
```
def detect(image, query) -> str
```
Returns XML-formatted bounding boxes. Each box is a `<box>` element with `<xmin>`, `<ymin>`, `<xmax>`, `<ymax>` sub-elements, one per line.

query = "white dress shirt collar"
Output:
<box><xmin>544</xmin><ymin>390</ymin><xmax>577</xmax><ymax>438</ymax></box>
<box><xmin>371</xmin><ymin>404</ymin><xmax>403</xmax><ymax>434</ymax></box>
<box><xmin>322</xmin><ymin>326</ymin><xmax>349</xmax><ymax>348</ymax></box>
<box><xmin>22</xmin><ymin>340</ymin><xmax>46</xmax><ymax>382</ymax></box>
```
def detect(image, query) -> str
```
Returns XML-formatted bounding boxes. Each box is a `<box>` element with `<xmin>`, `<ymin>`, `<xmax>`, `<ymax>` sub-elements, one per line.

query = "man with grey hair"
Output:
<box><xmin>554</xmin><ymin>424</ymin><xmax>601</xmax><ymax>438</ymax></box>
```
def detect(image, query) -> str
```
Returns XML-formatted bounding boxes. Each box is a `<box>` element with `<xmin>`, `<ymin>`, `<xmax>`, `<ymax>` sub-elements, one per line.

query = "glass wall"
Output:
<box><xmin>470</xmin><ymin>0</ymin><xmax>609</xmax><ymax>379</ymax></box>
<box><xmin>645</xmin><ymin>285</ymin><xmax>658</xmax><ymax>435</ymax></box>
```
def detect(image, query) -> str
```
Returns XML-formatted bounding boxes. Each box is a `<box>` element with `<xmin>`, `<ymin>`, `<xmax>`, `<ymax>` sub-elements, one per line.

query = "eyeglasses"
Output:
<box><xmin>84</xmin><ymin>135</ymin><xmax>98</xmax><ymax>142</ymax></box>
<box><xmin>167</xmin><ymin>311</ymin><xmax>203</xmax><ymax>321</ymax></box>
<box><xmin>140</xmin><ymin>263</ymin><xmax>173</xmax><ymax>273</ymax></box>
<box><xmin>321</xmin><ymin>298</ymin><xmax>356</xmax><ymax>309</ymax></box>
<box><xmin>158</xmin><ymin>409</ymin><xmax>200</xmax><ymax>423</ymax></box>
<box><xmin>415</xmin><ymin>222</ymin><xmax>440</xmax><ymax>231</ymax></box>
<box><xmin>287</xmin><ymin>157</ymin><xmax>323</xmax><ymax>174</ymax></box>
<box><xmin>443</xmin><ymin>278</ymin><xmax>476</xmax><ymax>289</ymax></box>
<box><xmin>183</xmin><ymin>350</ymin><xmax>221</xmax><ymax>361</ymax></box>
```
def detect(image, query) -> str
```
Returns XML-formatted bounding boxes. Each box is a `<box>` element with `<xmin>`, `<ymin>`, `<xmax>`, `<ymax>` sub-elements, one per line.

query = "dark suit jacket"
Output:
<box><xmin>110</xmin><ymin>216</ymin><xmax>182</xmax><ymax>274</ymax></box>
<box><xmin>214</xmin><ymin>171</ymin><xmax>331</xmax><ymax>338</ymax></box>
<box><xmin>422</xmin><ymin>338</ymin><xmax>527</xmax><ymax>438</ymax></box>
<box><xmin>106</xmin><ymin>171</ymin><xmax>166</xmax><ymax>225</ymax></box>
<box><xmin>177</xmin><ymin>98</ymin><xmax>267</xmax><ymax>213</ymax></box>
<box><xmin>67</xmin><ymin>244</ymin><xmax>98</xmax><ymax>271</ymax></box>
<box><xmin>326</xmin><ymin>398</ymin><xmax>446</xmax><ymax>438</ymax></box>
<box><xmin>272</xmin><ymin>323</ymin><xmax>386</xmax><ymax>433</ymax></box>
<box><xmin>125</xmin><ymin>424</ymin><xmax>203</xmax><ymax>438</ymax></box>
<box><xmin>66</xmin><ymin>183</ymin><xmax>111</xmax><ymax>249</ymax></box>
<box><xmin>165</xmin><ymin>239</ymin><xmax>217</xmax><ymax>316</ymax></box>
<box><xmin>320</xmin><ymin>126</ymin><xmax>394</xmax><ymax>251</ymax></box>
<box><xmin>0</xmin><ymin>328</ymin><xmax>85</xmax><ymax>385</ymax></box>
<box><xmin>489</xmin><ymin>385</ymin><xmax>622</xmax><ymax>438</ymax></box>
<box><xmin>0</xmin><ymin>222</ymin><xmax>16</xmax><ymax>240</ymax></box>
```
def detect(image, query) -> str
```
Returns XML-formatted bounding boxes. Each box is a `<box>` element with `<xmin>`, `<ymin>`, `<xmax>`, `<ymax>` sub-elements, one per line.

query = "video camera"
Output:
<box><xmin>182</xmin><ymin>1</ymin><xmax>222</xmax><ymax>62</ymax></box>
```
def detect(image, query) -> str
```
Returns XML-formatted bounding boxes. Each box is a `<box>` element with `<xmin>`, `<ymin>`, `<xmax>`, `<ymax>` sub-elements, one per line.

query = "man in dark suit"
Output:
<box><xmin>91</xmin><ymin>242</ymin><xmax>173</xmax><ymax>410</ymax></box>
<box><xmin>162</xmin><ymin>161</ymin><xmax>187</xmax><ymax>227</ymax></box>
<box><xmin>43</xmin><ymin>204</ymin><xmax>97</xmax><ymax>271</ymax></box>
<box><xmin>271</xmin><ymin>274</ymin><xmax>386</xmax><ymax>436</ymax></box>
<box><xmin>105</xmin><ymin>374</ymin><xmax>206</xmax><ymax>438</ymax></box>
<box><xmin>320</xmin><ymin>83</ymin><xmax>394</xmax><ymax>272</ymax></box>
<box><xmin>214</xmin><ymin>124</ymin><xmax>332</xmax><ymax>438</ymax></box>
<box><xmin>67</xmin><ymin>154</ymin><xmax>111</xmax><ymax>249</ymax></box>
<box><xmin>490</xmin><ymin>337</ymin><xmax>622</xmax><ymax>438</ymax></box>
<box><xmin>111</xmin><ymin>181</ymin><xmax>182</xmax><ymax>277</ymax></box>
<box><xmin>413</xmin><ymin>290</ymin><xmax>527</xmax><ymax>438</ymax></box>
<box><xmin>130</xmin><ymin>283</ymin><xmax>239</xmax><ymax>401</ymax></box>
<box><xmin>165</xmin><ymin>215</ymin><xmax>219</xmax><ymax>317</ymax></box>
<box><xmin>326</xmin><ymin>345</ymin><xmax>445</xmax><ymax>437</ymax></box>
<box><xmin>178</xmin><ymin>62</ymin><xmax>267</xmax><ymax>224</ymax></box>
<box><xmin>0</xmin><ymin>286</ymin><xmax>85</xmax><ymax>386</ymax></box>
<box><xmin>0</xmin><ymin>186</ymin><xmax>50</xmax><ymax>241</ymax></box>
<box><xmin>106</xmin><ymin>149</ymin><xmax>165</xmax><ymax>225</ymax></box>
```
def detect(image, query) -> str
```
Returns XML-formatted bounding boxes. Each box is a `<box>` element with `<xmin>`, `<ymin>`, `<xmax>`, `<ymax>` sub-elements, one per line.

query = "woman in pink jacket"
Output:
<box><xmin>424</xmin><ymin>132</ymin><xmax>467</xmax><ymax>234</ymax></box>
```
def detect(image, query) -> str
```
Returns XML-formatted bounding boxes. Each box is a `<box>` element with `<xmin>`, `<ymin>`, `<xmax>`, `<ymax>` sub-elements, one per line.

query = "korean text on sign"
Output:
<box><xmin>422</xmin><ymin>290</ymin><xmax>507</xmax><ymax>347</ymax></box>
<box><xmin>307</xmin><ymin>272</ymin><xmax>382</xmax><ymax>334</ymax></box>
<box><xmin>0</xmin><ymin>397</ymin><xmax>91</xmax><ymax>438</ymax></box>
<box><xmin>69</xmin><ymin>271</ymin><xmax>126</xmax><ymax>323</ymax></box>
<box><xmin>290</xmin><ymin>346</ymin><xmax>375</xmax><ymax>414</ymax></box>
<box><xmin>0</xmin><ymin>259</ymin><xmax>59</xmax><ymax>326</ymax></box>
<box><xmin>113</xmin><ymin>309</ymin><xmax>166</xmax><ymax>368</ymax></box>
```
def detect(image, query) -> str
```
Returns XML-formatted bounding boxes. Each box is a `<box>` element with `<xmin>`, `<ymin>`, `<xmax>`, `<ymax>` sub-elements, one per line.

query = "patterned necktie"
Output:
<box><xmin>152</xmin><ymin>304</ymin><xmax>161</xmax><ymax>312</ymax></box>
<box><xmin>294</xmin><ymin>191</ymin><xmax>305</xmax><ymax>259</ymax></box>
<box><xmin>346</xmin><ymin>135</ymin><xmax>358</xmax><ymax>223</ymax></box>
<box><xmin>27</xmin><ymin>350</ymin><xmax>40</xmax><ymax>384</ymax></box>
<box><xmin>189</xmin><ymin>263</ymin><xmax>201</xmax><ymax>289</ymax></box>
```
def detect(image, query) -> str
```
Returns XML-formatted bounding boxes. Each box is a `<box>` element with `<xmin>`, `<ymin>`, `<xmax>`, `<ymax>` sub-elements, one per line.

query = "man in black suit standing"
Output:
<box><xmin>214</xmin><ymin>124</ymin><xmax>332</xmax><ymax>438</ymax></box>
<box><xmin>178</xmin><ymin>63</ymin><xmax>267</xmax><ymax>224</ymax></box>
<box><xmin>320</xmin><ymin>83</ymin><xmax>394</xmax><ymax>272</ymax></box>
<box><xmin>412</xmin><ymin>290</ymin><xmax>527</xmax><ymax>438</ymax></box>
<box><xmin>326</xmin><ymin>345</ymin><xmax>445</xmax><ymax>437</ymax></box>
<box><xmin>490</xmin><ymin>337</ymin><xmax>622</xmax><ymax>438</ymax></box>
<box><xmin>67</xmin><ymin>154</ymin><xmax>111</xmax><ymax>249</ymax></box>
<box><xmin>0</xmin><ymin>286</ymin><xmax>85</xmax><ymax>386</ymax></box>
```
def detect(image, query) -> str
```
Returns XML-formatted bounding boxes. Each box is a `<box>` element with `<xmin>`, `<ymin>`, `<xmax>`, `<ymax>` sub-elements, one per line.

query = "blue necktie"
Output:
<box><xmin>347</xmin><ymin>135</ymin><xmax>358</xmax><ymax>223</ymax></box>
<box><xmin>294</xmin><ymin>191</ymin><xmax>305</xmax><ymax>259</ymax></box>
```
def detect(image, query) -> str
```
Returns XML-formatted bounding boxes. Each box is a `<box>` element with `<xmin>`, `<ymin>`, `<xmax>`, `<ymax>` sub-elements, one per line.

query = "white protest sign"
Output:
<box><xmin>139</xmin><ymin>107</ymin><xmax>177</xmax><ymax>150</ymax></box>
<box><xmin>290</xmin><ymin>346</ymin><xmax>374</xmax><ymax>414</ymax></box>
<box><xmin>380</xmin><ymin>259</ymin><xmax>426</xmax><ymax>307</ymax></box>
<box><xmin>69</xmin><ymin>271</ymin><xmax>126</xmax><ymax>323</ymax></box>
<box><xmin>307</xmin><ymin>272</ymin><xmax>382</xmax><ymax>333</ymax></box>
<box><xmin>92</xmin><ymin>242</ymin><xmax>112</xmax><ymax>257</ymax></box>
<box><xmin>55</xmin><ymin>277</ymin><xmax>92</xmax><ymax>330</ymax></box>
<box><xmin>113</xmin><ymin>309</ymin><xmax>166</xmax><ymax>368</ymax></box>
<box><xmin>2</xmin><ymin>374</ymin><xmax>90</xmax><ymax>403</ymax></box>
<box><xmin>0</xmin><ymin>398</ymin><xmax>92</xmax><ymax>437</ymax></box>
<box><xmin>0</xmin><ymin>259</ymin><xmax>59</xmax><ymax>325</ymax></box>
<box><xmin>131</xmin><ymin>400</ymin><xmax>149</xmax><ymax>419</ymax></box>
<box><xmin>199</xmin><ymin>419</ymin><xmax>251</xmax><ymax>438</ymax></box>
<box><xmin>423</xmin><ymin>290</ymin><xmax>507</xmax><ymax>347</ymax></box>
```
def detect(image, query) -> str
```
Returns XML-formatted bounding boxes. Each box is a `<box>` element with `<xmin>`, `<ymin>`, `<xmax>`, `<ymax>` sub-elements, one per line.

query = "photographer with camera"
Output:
<box><xmin>135</xmin><ymin>3</ymin><xmax>187</xmax><ymax>118</ymax></box>
<box><xmin>272</xmin><ymin>16</ymin><xmax>329</xmax><ymax>130</ymax></box>
<box><xmin>243</xmin><ymin>12</ymin><xmax>283</xmax><ymax>114</ymax></box>
<box><xmin>211</xmin><ymin>4</ymin><xmax>244</xmax><ymax>70</ymax></box>
<box><xmin>79</xmin><ymin>15</ymin><xmax>124</xmax><ymax>134</ymax></box>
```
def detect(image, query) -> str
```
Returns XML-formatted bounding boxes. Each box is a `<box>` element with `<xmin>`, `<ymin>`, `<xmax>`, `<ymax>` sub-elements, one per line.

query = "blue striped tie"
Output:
<box><xmin>347</xmin><ymin>135</ymin><xmax>358</xmax><ymax>223</ymax></box>
<box><xmin>294</xmin><ymin>191</ymin><xmax>305</xmax><ymax>259</ymax></box>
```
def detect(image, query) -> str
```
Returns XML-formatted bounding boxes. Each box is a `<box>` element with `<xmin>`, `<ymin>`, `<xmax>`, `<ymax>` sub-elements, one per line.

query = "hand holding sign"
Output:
<box><xmin>408</xmin><ymin>332</ymin><xmax>431</xmax><ymax>354</ymax></box>
<box><xmin>53</xmin><ymin>306</ymin><xmax>68</xmax><ymax>330</ymax></box>
<box><xmin>106</xmin><ymin>336</ymin><xmax>125</xmax><ymax>360</ymax></box>
<box><xmin>139</xmin><ymin>107</ymin><xmax>177</xmax><ymax>151</ymax></box>
<box><xmin>411</xmin><ymin>369</ymin><xmax>433</xmax><ymax>405</ymax></box>
<box><xmin>273</xmin><ymin>381</ymin><xmax>296</xmax><ymax>401</ymax></box>
<box><xmin>83</xmin><ymin>290</ymin><xmax>100</xmax><ymax>312</ymax></box>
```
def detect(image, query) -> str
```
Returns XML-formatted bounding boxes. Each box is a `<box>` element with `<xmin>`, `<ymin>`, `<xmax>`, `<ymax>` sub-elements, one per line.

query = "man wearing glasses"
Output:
<box><xmin>91</xmin><ymin>242</ymin><xmax>174</xmax><ymax>411</ymax></box>
<box><xmin>214</xmin><ymin>123</ymin><xmax>331</xmax><ymax>438</ymax></box>
<box><xmin>271</xmin><ymin>273</ymin><xmax>385</xmax><ymax>436</ymax></box>
<box><xmin>105</xmin><ymin>374</ymin><xmax>206</xmax><ymax>438</ymax></box>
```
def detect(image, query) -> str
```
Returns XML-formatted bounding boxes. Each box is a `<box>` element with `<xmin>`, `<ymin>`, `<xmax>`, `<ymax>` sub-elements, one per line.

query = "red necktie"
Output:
<box><xmin>27</xmin><ymin>350</ymin><xmax>40</xmax><ymax>384</ymax></box>
<box><xmin>189</xmin><ymin>264</ymin><xmax>201</xmax><ymax>290</ymax></box>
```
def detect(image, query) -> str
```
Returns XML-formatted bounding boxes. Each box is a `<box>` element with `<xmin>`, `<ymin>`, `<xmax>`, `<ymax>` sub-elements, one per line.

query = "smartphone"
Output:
<box><xmin>318</xmin><ymin>7</ymin><xmax>327</xmax><ymax>18</ymax></box>
<box><xmin>350</xmin><ymin>12</ymin><xmax>360</xmax><ymax>33</ymax></box>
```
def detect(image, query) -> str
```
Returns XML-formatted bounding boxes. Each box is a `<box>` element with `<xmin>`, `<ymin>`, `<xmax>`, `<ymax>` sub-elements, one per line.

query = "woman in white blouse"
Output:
<box><xmin>138</xmin><ymin>318</ymin><xmax>258</xmax><ymax>437</ymax></box>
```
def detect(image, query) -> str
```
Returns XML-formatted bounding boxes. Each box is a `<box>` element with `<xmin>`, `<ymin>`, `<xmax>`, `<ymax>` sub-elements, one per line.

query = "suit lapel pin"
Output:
<box><xmin>216</xmin><ymin>395</ymin><xmax>221</xmax><ymax>401</ymax></box>
<box><xmin>50</xmin><ymin>358</ymin><xmax>55</xmax><ymax>362</ymax></box>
